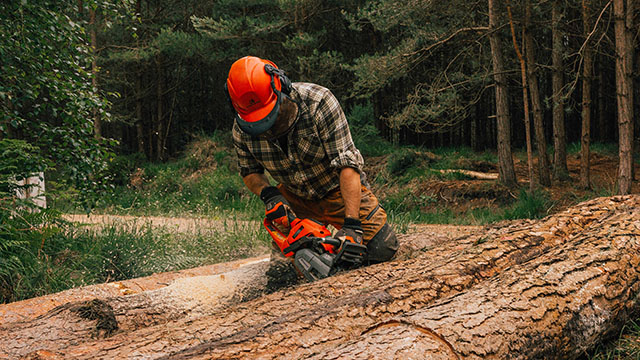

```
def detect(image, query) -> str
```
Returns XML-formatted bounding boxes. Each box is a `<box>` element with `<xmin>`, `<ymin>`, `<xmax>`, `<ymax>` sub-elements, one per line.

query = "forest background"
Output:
<box><xmin>3</xmin><ymin>0</ymin><xmax>639</xmax><ymax>190</ymax></box>
<box><xmin>1</xmin><ymin>0</ymin><xmax>640</xmax><ymax>357</ymax></box>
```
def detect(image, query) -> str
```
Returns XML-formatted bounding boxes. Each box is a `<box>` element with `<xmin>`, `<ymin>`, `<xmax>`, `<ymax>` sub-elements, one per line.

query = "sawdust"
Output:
<box><xmin>151</xmin><ymin>257</ymin><xmax>270</xmax><ymax>315</ymax></box>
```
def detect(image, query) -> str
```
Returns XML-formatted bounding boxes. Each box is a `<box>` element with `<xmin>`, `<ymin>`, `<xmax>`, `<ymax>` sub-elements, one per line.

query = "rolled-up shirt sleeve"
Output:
<box><xmin>314</xmin><ymin>88</ymin><xmax>364</xmax><ymax>173</ymax></box>
<box><xmin>232</xmin><ymin>125</ymin><xmax>265</xmax><ymax>177</ymax></box>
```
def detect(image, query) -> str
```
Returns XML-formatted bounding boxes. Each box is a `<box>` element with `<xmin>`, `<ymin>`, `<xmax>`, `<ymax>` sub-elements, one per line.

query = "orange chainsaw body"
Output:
<box><xmin>263</xmin><ymin>217</ymin><xmax>334</xmax><ymax>257</ymax></box>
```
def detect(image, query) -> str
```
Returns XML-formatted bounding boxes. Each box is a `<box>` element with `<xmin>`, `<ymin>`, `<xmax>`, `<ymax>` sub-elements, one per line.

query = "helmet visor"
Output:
<box><xmin>235</xmin><ymin>90</ymin><xmax>281</xmax><ymax>136</ymax></box>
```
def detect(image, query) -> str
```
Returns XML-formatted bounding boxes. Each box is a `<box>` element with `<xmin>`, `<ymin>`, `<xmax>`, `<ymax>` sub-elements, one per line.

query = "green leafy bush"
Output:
<box><xmin>347</xmin><ymin>102</ymin><xmax>391</xmax><ymax>157</ymax></box>
<box><xmin>1</xmin><ymin>1</ymin><xmax>117</xmax><ymax>203</ymax></box>
<box><xmin>0</xmin><ymin>139</ymin><xmax>58</xmax><ymax>302</ymax></box>
<box><xmin>387</xmin><ymin>149</ymin><xmax>419</xmax><ymax>177</ymax></box>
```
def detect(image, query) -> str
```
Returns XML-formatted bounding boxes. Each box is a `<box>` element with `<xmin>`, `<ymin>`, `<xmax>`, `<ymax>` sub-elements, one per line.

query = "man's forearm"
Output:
<box><xmin>243</xmin><ymin>173</ymin><xmax>271</xmax><ymax>196</ymax></box>
<box><xmin>339</xmin><ymin>167</ymin><xmax>361</xmax><ymax>219</ymax></box>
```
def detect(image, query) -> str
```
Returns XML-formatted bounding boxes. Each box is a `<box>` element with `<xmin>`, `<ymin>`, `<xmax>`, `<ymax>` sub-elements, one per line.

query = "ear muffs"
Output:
<box><xmin>264</xmin><ymin>64</ymin><xmax>292</xmax><ymax>96</ymax></box>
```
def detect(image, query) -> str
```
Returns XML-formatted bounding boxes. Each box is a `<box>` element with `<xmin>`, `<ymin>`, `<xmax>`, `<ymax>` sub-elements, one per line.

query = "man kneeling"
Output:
<box><xmin>225</xmin><ymin>56</ymin><xmax>398</xmax><ymax>288</ymax></box>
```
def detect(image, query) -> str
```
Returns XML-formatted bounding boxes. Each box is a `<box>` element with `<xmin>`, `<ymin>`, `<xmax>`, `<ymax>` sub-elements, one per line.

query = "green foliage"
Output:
<box><xmin>381</xmin><ymin>185</ymin><xmax>552</xmax><ymax>226</ymax></box>
<box><xmin>346</xmin><ymin>0</ymin><xmax>490</xmax><ymax>133</ymax></box>
<box><xmin>105</xmin><ymin>153</ymin><xmax>147</xmax><ymax>187</ymax></box>
<box><xmin>348</xmin><ymin>102</ymin><xmax>391</xmax><ymax>157</ymax></box>
<box><xmin>0</xmin><ymin>1</ymin><xmax>118</xmax><ymax>202</ymax></box>
<box><xmin>0</xmin><ymin>139</ymin><xmax>49</xmax><ymax>194</ymax></box>
<box><xmin>387</xmin><ymin>150</ymin><xmax>419</xmax><ymax>177</ymax></box>
<box><xmin>429</xmin><ymin>147</ymin><xmax>498</xmax><ymax>170</ymax></box>
<box><xmin>0</xmin><ymin>139</ymin><xmax>62</xmax><ymax>302</ymax></box>
<box><xmin>83</xmin><ymin>134</ymin><xmax>261</xmax><ymax>218</ymax></box>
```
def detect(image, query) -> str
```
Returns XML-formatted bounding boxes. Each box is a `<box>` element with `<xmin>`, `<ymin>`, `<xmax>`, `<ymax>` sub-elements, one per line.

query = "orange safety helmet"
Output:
<box><xmin>225</xmin><ymin>56</ymin><xmax>292</xmax><ymax>136</ymax></box>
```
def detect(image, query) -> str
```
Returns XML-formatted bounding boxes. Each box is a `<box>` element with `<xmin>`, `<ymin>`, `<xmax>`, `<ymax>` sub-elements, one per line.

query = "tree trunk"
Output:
<box><xmin>508</xmin><ymin>4</ymin><xmax>535</xmax><ymax>192</ymax></box>
<box><xmin>524</xmin><ymin>0</ymin><xmax>551</xmax><ymax>187</ymax></box>
<box><xmin>614</xmin><ymin>0</ymin><xmax>634</xmax><ymax>195</ymax></box>
<box><xmin>134</xmin><ymin>0</ymin><xmax>145</xmax><ymax>156</ymax></box>
<box><xmin>581</xmin><ymin>0</ymin><xmax>594</xmax><ymax>189</ymax></box>
<box><xmin>488</xmin><ymin>0</ymin><xmax>517</xmax><ymax>187</ymax></box>
<box><xmin>471</xmin><ymin>111</ymin><xmax>478</xmax><ymax>150</ymax></box>
<box><xmin>552</xmin><ymin>0</ymin><xmax>569</xmax><ymax>180</ymax></box>
<box><xmin>156</xmin><ymin>56</ymin><xmax>165</xmax><ymax>162</ymax></box>
<box><xmin>135</xmin><ymin>70</ymin><xmax>145</xmax><ymax>155</ymax></box>
<box><xmin>597</xmin><ymin>57</ymin><xmax>607</xmax><ymax>142</ymax></box>
<box><xmin>89</xmin><ymin>8</ymin><xmax>101</xmax><ymax>139</ymax></box>
<box><xmin>4</xmin><ymin>196</ymin><xmax>639</xmax><ymax>359</ymax></box>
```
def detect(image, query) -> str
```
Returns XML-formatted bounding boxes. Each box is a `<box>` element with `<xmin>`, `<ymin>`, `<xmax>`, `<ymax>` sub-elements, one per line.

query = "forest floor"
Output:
<box><xmin>372</xmin><ymin>150</ymin><xmax>640</xmax><ymax>219</ymax></box>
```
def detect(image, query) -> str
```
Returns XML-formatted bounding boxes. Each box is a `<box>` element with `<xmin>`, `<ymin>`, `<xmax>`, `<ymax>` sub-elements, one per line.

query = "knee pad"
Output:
<box><xmin>366</xmin><ymin>223</ymin><xmax>399</xmax><ymax>264</ymax></box>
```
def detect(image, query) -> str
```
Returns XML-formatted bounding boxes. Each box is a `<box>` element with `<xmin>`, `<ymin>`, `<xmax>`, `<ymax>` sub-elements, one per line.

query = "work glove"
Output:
<box><xmin>260</xmin><ymin>186</ymin><xmax>296</xmax><ymax>232</ymax></box>
<box><xmin>335</xmin><ymin>217</ymin><xmax>364</xmax><ymax>245</ymax></box>
<box><xmin>334</xmin><ymin>217</ymin><xmax>367</xmax><ymax>266</ymax></box>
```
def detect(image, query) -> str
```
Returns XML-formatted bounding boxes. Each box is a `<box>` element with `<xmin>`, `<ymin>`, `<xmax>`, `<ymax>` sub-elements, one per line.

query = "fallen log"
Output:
<box><xmin>0</xmin><ymin>258</ymin><xmax>270</xmax><ymax>358</ymax></box>
<box><xmin>0</xmin><ymin>255</ymin><xmax>271</xmax><ymax>325</ymax></box>
<box><xmin>436</xmin><ymin>169</ymin><xmax>499</xmax><ymax>180</ymax></box>
<box><xmin>0</xmin><ymin>227</ymin><xmax>459</xmax><ymax>358</ymax></box>
<box><xmin>318</xmin><ymin>205</ymin><xmax>640</xmax><ymax>359</ymax></box>
<box><xmin>4</xmin><ymin>196</ymin><xmax>636</xmax><ymax>359</ymax></box>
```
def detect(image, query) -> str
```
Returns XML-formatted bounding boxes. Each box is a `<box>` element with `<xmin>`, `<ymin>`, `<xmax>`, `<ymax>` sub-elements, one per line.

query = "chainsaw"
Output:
<box><xmin>263</xmin><ymin>215</ymin><xmax>367</xmax><ymax>282</ymax></box>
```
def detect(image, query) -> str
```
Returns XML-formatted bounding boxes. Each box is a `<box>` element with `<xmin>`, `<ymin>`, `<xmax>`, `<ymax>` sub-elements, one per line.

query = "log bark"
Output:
<box><xmin>436</xmin><ymin>169</ymin><xmax>498</xmax><ymax>180</ymax></box>
<box><xmin>323</xmin><ymin>208</ymin><xmax>640</xmax><ymax>359</ymax></box>
<box><xmin>2</xmin><ymin>196</ymin><xmax>639</xmax><ymax>359</ymax></box>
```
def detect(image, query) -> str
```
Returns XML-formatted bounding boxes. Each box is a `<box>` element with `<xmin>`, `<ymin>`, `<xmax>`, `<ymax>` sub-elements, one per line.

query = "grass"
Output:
<box><xmin>1</xmin><ymin>215</ymin><xmax>269</xmax><ymax>303</ymax></box>
<box><xmin>567</xmin><ymin>142</ymin><xmax>619</xmax><ymax>157</ymax></box>
<box><xmin>588</xmin><ymin>320</ymin><xmax>640</xmax><ymax>359</ymax></box>
<box><xmin>380</xmin><ymin>187</ymin><xmax>552</xmax><ymax>226</ymax></box>
<box><xmin>53</xmin><ymin>133</ymin><xmax>264</xmax><ymax>220</ymax></box>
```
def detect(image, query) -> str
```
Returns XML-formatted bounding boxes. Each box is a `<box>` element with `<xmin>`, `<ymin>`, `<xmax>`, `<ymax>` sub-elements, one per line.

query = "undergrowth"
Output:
<box><xmin>55</xmin><ymin>133</ymin><xmax>263</xmax><ymax>220</ymax></box>
<box><xmin>381</xmin><ymin>188</ymin><xmax>552</xmax><ymax>226</ymax></box>
<box><xmin>1</xmin><ymin>216</ymin><xmax>269</xmax><ymax>303</ymax></box>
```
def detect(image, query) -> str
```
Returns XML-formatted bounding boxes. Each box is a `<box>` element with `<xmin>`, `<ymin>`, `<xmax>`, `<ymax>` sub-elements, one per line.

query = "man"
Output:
<box><xmin>226</xmin><ymin>56</ymin><xmax>398</xmax><ymax>287</ymax></box>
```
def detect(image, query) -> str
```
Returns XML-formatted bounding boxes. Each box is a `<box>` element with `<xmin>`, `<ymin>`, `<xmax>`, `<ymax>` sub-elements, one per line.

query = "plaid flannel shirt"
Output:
<box><xmin>232</xmin><ymin>83</ymin><xmax>365</xmax><ymax>200</ymax></box>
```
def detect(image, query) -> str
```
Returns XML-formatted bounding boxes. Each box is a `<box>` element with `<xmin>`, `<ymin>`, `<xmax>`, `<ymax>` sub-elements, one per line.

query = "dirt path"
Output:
<box><xmin>63</xmin><ymin>213</ymin><xmax>258</xmax><ymax>233</ymax></box>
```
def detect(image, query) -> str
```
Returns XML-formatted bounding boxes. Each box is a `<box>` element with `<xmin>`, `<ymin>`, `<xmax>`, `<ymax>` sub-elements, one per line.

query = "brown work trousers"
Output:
<box><xmin>277</xmin><ymin>184</ymin><xmax>386</xmax><ymax>244</ymax></box>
